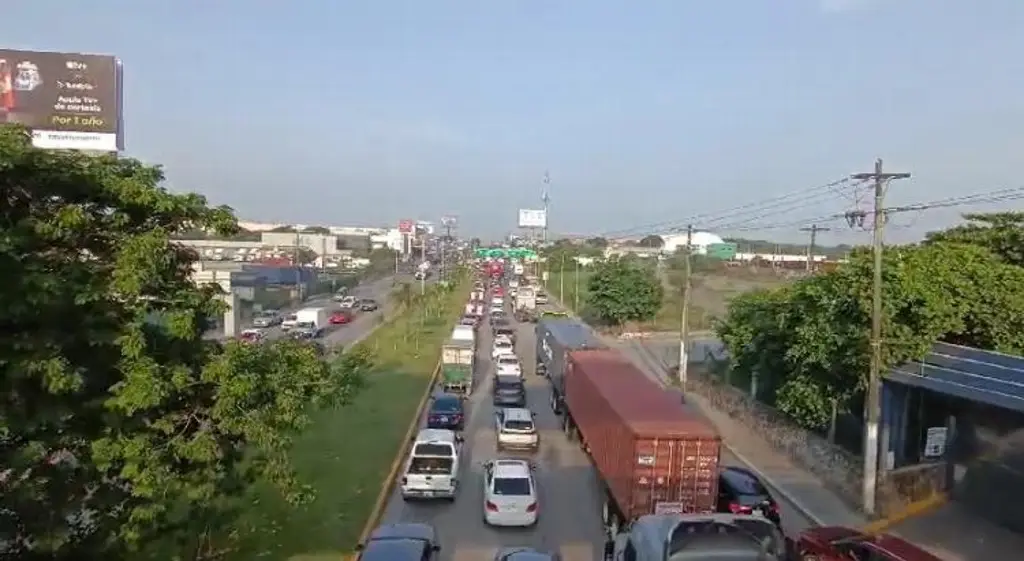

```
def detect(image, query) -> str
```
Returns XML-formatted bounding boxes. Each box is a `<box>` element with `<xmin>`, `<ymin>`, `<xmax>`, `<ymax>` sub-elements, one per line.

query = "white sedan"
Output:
<box><xmin>483</xmin><ymin>459</ymin><xmax>538</xmax><ymax>527</ymax></box>
<box><xmin>495</xmin><ymin>354</ymin><xmax>522</xmax><ymax>377</ymax></box>
<box><xmin>492</xmin><ymin>339</ymin><xmax>514</xmax><ymax>359</ymax></box>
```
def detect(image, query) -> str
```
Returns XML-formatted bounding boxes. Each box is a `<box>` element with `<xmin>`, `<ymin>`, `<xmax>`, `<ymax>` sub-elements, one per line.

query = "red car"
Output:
<box><xmin>330</xmin><ymin>311</ymin><xmax>353</xmax><ymax>325</ymax></box>
<box><xmin>492</xmin><ymin>287</ymin><xmax>504</xmax><ymax>297</ymax></box>
<box><xmin>796</xmin><ymin>526</ymin><xmax>943</xmax><ymax>561</ymax></box>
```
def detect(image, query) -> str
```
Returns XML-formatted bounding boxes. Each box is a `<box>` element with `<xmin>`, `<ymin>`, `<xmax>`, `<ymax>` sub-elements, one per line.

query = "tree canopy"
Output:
<box><xmin>0</xmin><ymin>126</ymin><xmax>370</xmax><ymax>559</ymax></box>
<box><xmin>638</xmin><ymin>234</ymin><xmax>665</xmax><ymax>248</ymax></box>
<box><xmin>714</xmin><ymin>215</ymin><xmax>1024</xmax><ymax>434</ymax></box>
<box><xmin>585</xmin><ymin>257</ymin><xmax>663</xmax><ymax>327</ymax></box>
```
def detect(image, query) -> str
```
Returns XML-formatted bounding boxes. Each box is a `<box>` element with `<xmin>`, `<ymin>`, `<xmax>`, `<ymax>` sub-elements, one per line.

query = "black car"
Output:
<box><xmin>716</xmin><ymin>466</ymin><xmax>782</xmax><ymax>527</ymax></box>
<box><xmin>360</xmin><ymin>298</ymin><xmax>379</xmax><ymax>312</ymax></box>
<box><xmin>495</xmin><ymin>547</ymin><xmax>560</xmax><ymax>561</ymax></box>
<box><xmin>357</xmin><ymin>523</ymin><xmax>440</xmax><ymax>561</ymax></box>
<box><xmin>426</xmin><ymin>393</ymin><xmax>465</xmax><ymax>430</ymax></box>
<box><xmin>492</xmin><ymin>375</ymin><xmax>526</xmax><ymax>407</ymax></box>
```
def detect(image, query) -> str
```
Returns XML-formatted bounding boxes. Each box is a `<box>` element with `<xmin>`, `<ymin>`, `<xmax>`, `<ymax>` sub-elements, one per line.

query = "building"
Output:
<box><xmin>260</xmin><ymin>231</ymin><xmax>344</xmax><ymax>256</ymax></box>
<box><xmin>371</xmin><ymin>228</ymin><xmax>405</xmax><ymax>252</ymax></box>
<box><xmin>659</xmin><ymin>231</ymin><xmax>726</xmax><ymax>254</ymax></box>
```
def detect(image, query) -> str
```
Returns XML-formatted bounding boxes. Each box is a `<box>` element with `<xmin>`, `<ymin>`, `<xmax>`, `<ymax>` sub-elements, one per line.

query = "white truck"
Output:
<box><xmin>295</xmin><ymin>307</ymin><xmax>329</xmax><ymax>329</ymax></box>
<box><xmin>514</xmin><ymin>286</ymin><xmax>537</xmax><ymax>322</ymax></box>
<box><xmin>450</xmin><ymin>325</ymin><xmax>476</xmax><ymax>347</ymax></box>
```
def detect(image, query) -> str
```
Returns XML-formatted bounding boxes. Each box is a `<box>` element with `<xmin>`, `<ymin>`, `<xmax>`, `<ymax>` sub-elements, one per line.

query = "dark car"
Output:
<box><xmin>426</xmin><ymin>393</ymin><xmax>465</xmax><ymax>430</ymax></box>
<box><xmin>495</xmin><ymin>547</ymin><xmax>560</xmax><ymax>561</ymax></box>
<box><xmin>356</xmin><ymin>523</ymin><xmax>441</xmax><ymax>561</ymax></box>
<box><xmin>717</xmin><ymin>466</ymin><xmax>781</xmax><ymax>527</ymax></box>
<box><xmin>795</xmin><ymin>525</ymin><xmax>944</xmax><ymax>561</ymax></box>
<box><xmin>360</xmin><ymin>299</ymin><xmax>379</xmax><ymax>312</ymax></box>
<box><xmin>492</xmin><ymin>375</ymin><xmax>526</xmax><ymax>407</ymax></box>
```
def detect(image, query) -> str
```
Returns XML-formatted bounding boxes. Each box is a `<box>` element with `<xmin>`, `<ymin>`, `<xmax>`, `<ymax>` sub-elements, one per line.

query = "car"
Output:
<box><xmin>493</xmin><ymin>548</ymin><xmax>560</xmax><ymax>561</ymax></box>
<box><xmin>238</xmin><ymin>328</ymin><xmax>264</xmax><ymax>343</ymax></box>
<box><xmin>251</xmin><ymin>310</ymin><xmax>281</xmax><ymax>328</ymax></box>
<box><xmin>483</xmin><ymin>459</ymin><xmax>538</xmax><ymax>527</ymax></box>
<box><xmin>495</xmin><ymin>408</ymin><xmax>538</xmax><ymax>451</ymax></box>
<box><xmin>360</xmin><ymin>298</ymin><xmax>379</xmax><ymax>312</ymax></box>
<box><xmin>717</xmin><ymin>466</ymin><xmax>781</xmax><ymax>527</ymax></box>
<box><xmin>401</xmin><ymin>429</ymin><xmax>461</xmax><ymax>501</ymax></box>
<box><xmin>492</xmin><ymin>296</ymin><xmax>505</xmax><ymax>307</ymax></box>
<box><xmin>795</xmin><ymin>526</ymin><xmax>945</xmax><ymax>561</ymax></box>
<box><xmin>495</xmin><ymin>354</ymin><xmax>522</xmax><ymax>377</ymax></box>
<box><xmin>493</xmin><ymin>326</ymin><xmax>516</xmax><ymax>344</ymax></box>
<box><xmin>355</xmin><ymin>523</ymin><xmax>441</xmax><ymax>561</ymax></box>
<box><xmin>339</xmin><ymin>295</ymin><xmax>358</xmax><ymax>309</ymax></box>
<box><xmin>493</xmin><ymin>287</ymin><xmax>504</xmax><ymax>297</ymax></box>
<box><xmin>492</xmin><ymin>375</ymin><xmax>526</xmax><ymax>407</ymax></box>
<box><xmin>535</xmin><ymin>291</ymin><xmax>548</xmax><ymax>305</ymax></box>
<box><xmin>426</xmin><ymin>393</ymin><xmax>465</xmax><ymax>431</ymax></box>
<box><xmin>280</xmin><ymin>313</ymin><xmax>299</xmax><ymax>331</ymax></box>
<box><xmin>290</xmin><ymin>321</ymin><xmax>322</xmax><ymax>339</ymax></box>
<box><xmin>330</xmin><ymin>310</ymin><xmax>354</xmax><ymax>324</ymax></box>
<box><xmin>613</xmin><ymin>513</ymin><xmax>788</xmax><ymax>561</ymax></box>
<box><xmin>492</xmin><ymin>339</ymin><xmax>515</xmax><ymax>359</ymax></box>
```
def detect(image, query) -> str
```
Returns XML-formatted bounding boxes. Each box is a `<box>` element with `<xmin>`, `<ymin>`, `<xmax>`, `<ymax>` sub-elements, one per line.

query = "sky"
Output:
<box><xmin>5</xmin><ymin>0</ymin><xmax>1024</xmax><ymax>243</ymax></box>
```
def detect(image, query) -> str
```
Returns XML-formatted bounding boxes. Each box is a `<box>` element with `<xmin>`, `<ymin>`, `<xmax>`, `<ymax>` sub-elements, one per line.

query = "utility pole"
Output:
<box><xmin>542</xmin><ymin>170</ymin><xmax>551</xmax><ymax>244</ymax></box>
<box><xmin>678</xmin><ymin>224</ymin><xmax>694</xmax><ymax>388</ymax></box>
<box><xmin>850</xmin><ymin>159</ymin><xmax>911</xmax><ymax>516</ymax></box>
<box><xmin>799</xmin><ymin>224</ymin><xmax>831</xmax><ymax>273</ymax></box>
<box><xmin>419</xmin><ymin>232</ymin><xmax>426</xmax><ymax>295</ymax></box>
<box><xmin>574</xmin><ymin>257</ymin><xmax>581</xmax><ymax>311</ymax></box>
<box><xmin>559</xmin><ymin>253</ymin><xmax>565</xmax><ymax>304</ymax></box>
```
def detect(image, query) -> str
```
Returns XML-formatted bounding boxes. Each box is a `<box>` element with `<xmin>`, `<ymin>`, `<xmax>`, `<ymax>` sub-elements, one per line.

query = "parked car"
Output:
<box><xmin>426</xmin><ymin>393</ymin><xmax>465</xmax><ymax>431</ymax></box>
<box><xmin>356</xmin><ymin>523</ymin><xmax>441</xmax><ymax>561</ymax></box>
<box><xmin>717</xmin><ymin>466</ymin><xmax>781</xmax><ymax>527</ymax></box>
<box><xmin>795</xmin><ymin>526</ymin><xmax>944</xmax><ymax>561</ymax></box>
<box><xmin>330</xmin><ymin>310</ymin><xmax>353</xmax><ymax>325</ymax></box>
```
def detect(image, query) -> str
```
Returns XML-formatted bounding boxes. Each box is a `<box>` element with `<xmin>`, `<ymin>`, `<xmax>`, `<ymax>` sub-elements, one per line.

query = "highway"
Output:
<box><xmin>378</xmin><ymin>298</ymin><xmax>816</xmax><ymax>561</ymax></box>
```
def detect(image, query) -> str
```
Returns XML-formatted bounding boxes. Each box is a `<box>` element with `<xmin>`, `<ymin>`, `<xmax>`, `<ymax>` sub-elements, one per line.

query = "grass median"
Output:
<box><xmin>225</xmin><ymin>277</ymin><xmax>470</xmax><ymax>561</ymax></box>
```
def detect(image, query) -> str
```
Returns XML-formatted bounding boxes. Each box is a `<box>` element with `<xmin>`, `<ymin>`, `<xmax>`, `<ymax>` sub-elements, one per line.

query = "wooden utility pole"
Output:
<box><xmin>851</xmin><ymin>159</ymin><xmax>911</xmax><ymax>516</ymax></box>
<box><xmin>678</xmin><ymin>224</ymin><xmax>694</xmax><ymax>388</ymax></box>
<box><xmin>559</xmin><ymin>253</ymin><xmax>566</xmax><ymax>304</ymax></box>
<box><xmin>574</xmin><ymin>257</ymin><xmax>581</xmax><ymax>311</ymax></box>
<box><xmin>799</xmin><ymin>224</ymin><xmax>831</xmax><ymax>272</ymax></box>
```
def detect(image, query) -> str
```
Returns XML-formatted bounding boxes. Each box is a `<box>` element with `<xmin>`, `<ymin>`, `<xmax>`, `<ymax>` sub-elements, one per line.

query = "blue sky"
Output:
<box><xmin>6</xmin><ymin>0</ymin><xmax>1024</xmax><ymax>243</ymax></box>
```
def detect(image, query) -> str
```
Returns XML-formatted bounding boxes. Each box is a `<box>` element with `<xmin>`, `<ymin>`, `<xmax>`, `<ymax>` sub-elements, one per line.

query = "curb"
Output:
<box><xmin>860</xmin><ymin>493</ymin><xmax>948</xmax><ymax>534</ymax></box>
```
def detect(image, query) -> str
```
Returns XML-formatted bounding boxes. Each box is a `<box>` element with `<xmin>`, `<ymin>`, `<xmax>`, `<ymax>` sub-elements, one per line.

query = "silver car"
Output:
<box><xmin>252</xmin><ymin>310</ymin><xmax>281</xmax><ymax>328</ymax></box>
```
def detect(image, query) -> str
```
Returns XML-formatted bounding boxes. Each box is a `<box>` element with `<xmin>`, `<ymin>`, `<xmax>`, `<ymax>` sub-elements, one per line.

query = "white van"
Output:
<box><xmin>400</xmin><ymin>429</ymin><xmax>461</xmax><ymax>501</ymax></box>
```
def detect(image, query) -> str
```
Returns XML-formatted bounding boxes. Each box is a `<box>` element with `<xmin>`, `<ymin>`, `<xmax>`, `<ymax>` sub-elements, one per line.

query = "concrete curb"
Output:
<box><xmin>860</xmin><ymin>493</ymin><xmax>948</xmax><ymax>534</ymax></box>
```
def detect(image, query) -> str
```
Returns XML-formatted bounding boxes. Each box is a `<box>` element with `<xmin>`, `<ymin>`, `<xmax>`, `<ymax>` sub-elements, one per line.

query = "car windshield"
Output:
<box><xmin>504</xmin><ymin>420</ymin><xmax>534</xmax><ymax>431</ymax></box>
<box><xmin>492</xmin><ymin>477</ymin><xmax>531</xmax><ymax>496</ymax></box>
<box><xmin>297</xmin><ymin>322</ymin><xmax>314</xmax><ymax>329</ymax></box>
<box><xmin>431</xmin><ymin>398</ymin><xmax>460</xmax><ymax>413</ymax></box>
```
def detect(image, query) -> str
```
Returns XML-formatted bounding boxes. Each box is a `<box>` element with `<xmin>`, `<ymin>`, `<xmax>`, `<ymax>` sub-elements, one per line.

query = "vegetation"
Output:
<box><xmin>585</xmin><ymin>258</ymin><xmax>663</xmax><ymax>326</ymax></box>
<box><xmin>0</xmin><ymin>125</ymin><xmax>373</xmax><ymax>560</ymax></box>
<box><xmin>224</xmin><ymin>276</ymin><xmax>469</xmax><ymax>561</ymax></box>
<box><xmin>714</xmin><ymin>212</ymin><xmax>1024</xmax><ymax>436</ymax></box>
<box><xmin>638</xmin><ymin>234</ymin><xmax>665</xmax><ymax>248</ymax></box>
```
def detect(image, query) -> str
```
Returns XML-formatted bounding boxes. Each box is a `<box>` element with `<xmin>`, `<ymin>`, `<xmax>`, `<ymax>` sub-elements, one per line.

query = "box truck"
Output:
<box><xmin>295</xmin><ymin>307</ymin><xmax>329</xmax><ymax>329</ymax></box>
<box><xmin>562</xmin><ymin>349</ymin><xmax>721</xmax><ymax>536</ymax></box>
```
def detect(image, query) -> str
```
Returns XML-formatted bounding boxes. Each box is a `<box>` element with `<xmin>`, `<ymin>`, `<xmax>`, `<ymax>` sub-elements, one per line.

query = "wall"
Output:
<box><xmin>260</xmin><ymin>232</ymin><xmax>343</xmax><ymax>256</ymax></box>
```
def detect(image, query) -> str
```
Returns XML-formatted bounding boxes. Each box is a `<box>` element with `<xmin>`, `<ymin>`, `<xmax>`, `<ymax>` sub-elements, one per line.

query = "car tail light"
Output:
<box><xmin>401</xmin><ymin>477</ymin><xmax>407</xmax><ymax>485</ymax></box>
<box><xmin>526</xmin><ymin>502</ymin><xmax>537</xmax><ymax>513</ymax></box>
<box><xmin>768</xmin><ymin>502</ymin><xmax>779</xmax><ymax>514</ymax></box>
<box><xmin>728</xmin><ymin>502</ymin><xmax>752</xmax><ymax>514</ymax></box>
<box><xmin>485</xmin><ymin>501</ymin><xmax>499</xmax><ymax>512</ymax></box>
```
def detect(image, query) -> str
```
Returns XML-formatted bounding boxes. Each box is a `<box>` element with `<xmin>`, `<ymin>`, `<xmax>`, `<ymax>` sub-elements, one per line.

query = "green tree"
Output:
<box><xmin>0</xmin><ymin>126</ymin><xmax>369</xmax><ymax>559</ymax></box>
<box><xmin>585</xmin><ymin>236</ymin><xmax>608</xmax><ymax>248</ymax></box>
<box><xmin>585</xmin><ymin>258</ymin><xmax>663</xmax><ymax>327</ymax></box>
<box><xmin>926</xmin><ymin>212</ymin><xmax>1024</xmax><ymax>267</ymax></box>
<box><xmin>638</xmin><ymin>234</ymin><xmax>665</xmax><ymax>248</ymax></box>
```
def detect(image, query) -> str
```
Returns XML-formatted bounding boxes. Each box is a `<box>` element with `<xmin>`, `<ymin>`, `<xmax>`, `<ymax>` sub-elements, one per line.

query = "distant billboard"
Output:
<box><xmin>0</xmin><ymin>48</ymin><xmax>123</xmax><ymax>151</ymax></box>
<box><xmin>518</xmin><ymin>209</ymin><xmax>547</xmax><ymax>229</ymax></box>
<box><xmin>398</xmin><ymin>219</ymin><xmax>414</xmax><ymax>234</ymax></box>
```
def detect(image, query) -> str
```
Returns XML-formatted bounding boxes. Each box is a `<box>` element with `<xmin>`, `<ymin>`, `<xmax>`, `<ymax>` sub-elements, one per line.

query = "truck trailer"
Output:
<box><xmin>535</xmin><ymin>316</ymin><xmax>605</xmax><ymax>409</ymax></box>
<box><xmin>562</xmin><ymin>349</ymin><xmax>721</xmax><ymax>537</ymax></box>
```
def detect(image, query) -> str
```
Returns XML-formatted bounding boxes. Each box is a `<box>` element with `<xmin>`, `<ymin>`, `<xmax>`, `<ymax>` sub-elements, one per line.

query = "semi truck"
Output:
<box><xmin>535</xmin><ymin>316</ymin><xmax>605</xmax><ymax>403</ymax></box>
<box><xmin>440</xmin><ymin>338</ymin><xmax>475</xmax><ymax>394</ymax></box>
<box><xmin>562</xmin><ymin>348</ymin><xmax>721</xmax><ymax>537</ymax></box>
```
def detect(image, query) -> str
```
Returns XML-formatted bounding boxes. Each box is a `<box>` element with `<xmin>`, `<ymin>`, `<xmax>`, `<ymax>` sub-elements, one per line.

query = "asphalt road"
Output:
<box><xmin>380</xmin><ymin>303</ymin><xmax>607</xmax><ymax>561</ymax></box>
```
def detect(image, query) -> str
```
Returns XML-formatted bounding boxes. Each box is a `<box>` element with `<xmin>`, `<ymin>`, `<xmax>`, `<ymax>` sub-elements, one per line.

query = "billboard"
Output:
<box><xmin>518</xmin><ymin>208</ymin><xmax>547</xmax><ymax>228</ymax></box>
<box><xmin>0</xmin><ymin>49</ymin><xmax>123</xmax><ymax>151</ymax></box>
<box><xmin>398</xmin><ymin>219</ymin><xmax>414</xmax><ymax>234</ymax></box>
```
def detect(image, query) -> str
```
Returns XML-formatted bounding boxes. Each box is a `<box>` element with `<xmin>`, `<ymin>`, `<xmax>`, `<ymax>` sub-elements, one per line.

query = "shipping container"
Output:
<box><xmin>563</xmin><ymin>349</ymin><xmax>721</xmax><ymax>533</ymax></box>
<box><xmin>535</xmin><ymin>317</ymin><xmax>605</xmax><ymax>409</ymax></box>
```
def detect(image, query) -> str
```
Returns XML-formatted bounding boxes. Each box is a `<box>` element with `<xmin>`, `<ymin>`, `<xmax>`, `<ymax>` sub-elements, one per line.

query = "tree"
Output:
<box><xmin>301</xmin><ymin>226</ymin><xmax>330</xmax><ymax>234</ymax></box>
<box><xmin>925</xmin><ymin>212</ymin><xmax>1024</xmax><ymax>267</ymax></box>
<box><xmin>269</xmin><ymin>225</ymin><xmax>296</xmax><ymax>233</ymax></box>
<box><xmin>638</xmin><ymin>234</ymin><xmax>665</xmax><ymax>248</ymax></box>
<box><xmin>585</xmin><ymin>258</ymin><xmax>663</xmax><ymax>327</ymax></box>
<box><xmin>0</xmin><ymin>126</ymin><xmax>369</xmax><ymax>559</ymax></box>
<box><xmin>585</xmin><ymin>236</ymin><xmax>608</xmax><ymax>248</ymax></box>
<box><xmin>469</xmin><ymin>237</ymin><xmax>482</xmax><ymax>248</ymax></box>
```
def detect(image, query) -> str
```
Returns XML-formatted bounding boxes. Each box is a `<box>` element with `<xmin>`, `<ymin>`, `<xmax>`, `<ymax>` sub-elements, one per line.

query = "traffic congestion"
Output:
<box><xmin>351</xmin><ymin>259</ymin><xmax>927</xmax><ymax>561</ymax></box>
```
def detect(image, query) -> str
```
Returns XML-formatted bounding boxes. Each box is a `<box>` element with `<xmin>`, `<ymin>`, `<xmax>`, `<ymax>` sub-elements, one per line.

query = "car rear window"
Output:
<box><xmin>504</xmin><ymin>420</ymin><xmax>534</xmax><ymax>431</ymax></box>
<box><xmin>493</xmin><ymin>477</ymin><xmax>531</xmax><ymax>496</ymax></box>
<box><xmin>431</xmin><ymin>398</ymin><xmax>460</xmax><ymax>412</ymax></box>
<box><xmin>495</xmin><ymin>378</ymin><xmax>523</xmax><ymax>390</ymax></box>
<box><xmin>498</xmin><ymin>356</ymin><xmax>518</xmax><ymax>365</ymax></box>
<box><xmin>723</xmin><ymin>469</ymin><xmax>768</xmax><ymax>496</ymax></box>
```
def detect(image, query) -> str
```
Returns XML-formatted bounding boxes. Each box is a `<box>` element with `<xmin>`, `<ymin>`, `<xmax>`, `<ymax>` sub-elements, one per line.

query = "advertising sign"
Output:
<box><xmin>398</xmin><ymin>219</ymin><xmax>414</xmax><ymax>234</ymax></box>
<box><xmin>0</xmin><ymin>49</ymin><xmax>123</xmax><ymax>151</ymax></box>
<box><xmin>518</xmin><ymin>209</ymin><xmax>547</xmax><ymax>229</ymax></box>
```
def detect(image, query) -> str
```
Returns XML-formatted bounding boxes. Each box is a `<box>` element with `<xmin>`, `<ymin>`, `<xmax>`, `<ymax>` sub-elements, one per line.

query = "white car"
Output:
<box><xmin>495</xmin><ymin>354</ymin><xmax>522</xmax><ymax>377</ymax></box>
<box><xmin>339</xmin><ymin>295</ymin><xmax>357</xmax><ymax>309</ymax></box>
<box><xmin>492</xmin><ymin>339</ymin><xmax>515</xmax><ymax>359</ymax></box>
<box><xmin>483</xmin><ymin>459</ymin><xmax>538</xmax><ymax>527</ymax></box>
<box><xmin>492</xmin><ymin>296</ymin><xmax>505</xmax><ymax>307</ymax></box>
<box><xmin>495</xmin><ymin>408</ymin><xmax>538</xmax><ymax>451</ymax></box>
<box><xmin>401</xmin><ymin>429</ymin><xmax>461</xmax><ymax>501</ymax></box>
<box><xmin>280</xmin><ymin>313</ymin><xmax>299</xmax><ymax>331</ymax></box>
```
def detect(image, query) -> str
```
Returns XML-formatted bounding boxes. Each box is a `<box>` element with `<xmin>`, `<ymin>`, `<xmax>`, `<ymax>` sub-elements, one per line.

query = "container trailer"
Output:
<box><xmin>534</xmin><ymin>316</ymin><xmax>605</xmax><ymax>405</ymax></box>
<box><xmin>562</xmin><ymin>349</ymin><xmax>721</xmax><ymax>536</ymax></box>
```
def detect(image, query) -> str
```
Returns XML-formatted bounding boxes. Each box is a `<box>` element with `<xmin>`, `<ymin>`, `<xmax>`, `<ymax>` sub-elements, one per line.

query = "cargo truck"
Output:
<box><xmin>440</xmin><ymin>338</ymin><xmax>475</xmax><ymax>394</ymax></box>
<box><xmin>514</xmin><ymin>286</ymin><xmax>537</xmax><ymax>322</ymax></box>
<box><xmin>562</xmin><ymin>349</ymin><xmax>721</xmax><ymax>537</ymax></box>
<box><xmin>535</xmin><ymin>317</ymin><xmax>605</xmax><ymax>402</ymax></box>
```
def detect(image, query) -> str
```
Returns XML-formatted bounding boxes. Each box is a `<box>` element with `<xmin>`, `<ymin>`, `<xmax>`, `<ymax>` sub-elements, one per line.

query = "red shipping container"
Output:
<box><xmin>565</xmin><ymin>349</ymin><xmax>721</xmax><ymax>521</ymax></box>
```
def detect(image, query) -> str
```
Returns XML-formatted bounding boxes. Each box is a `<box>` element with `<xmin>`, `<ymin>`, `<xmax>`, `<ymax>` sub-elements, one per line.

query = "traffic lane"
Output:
<box><xmin>380</xmin><ymin>305</ymin><xmax>606</xmax><ymax>561</ymax></box>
